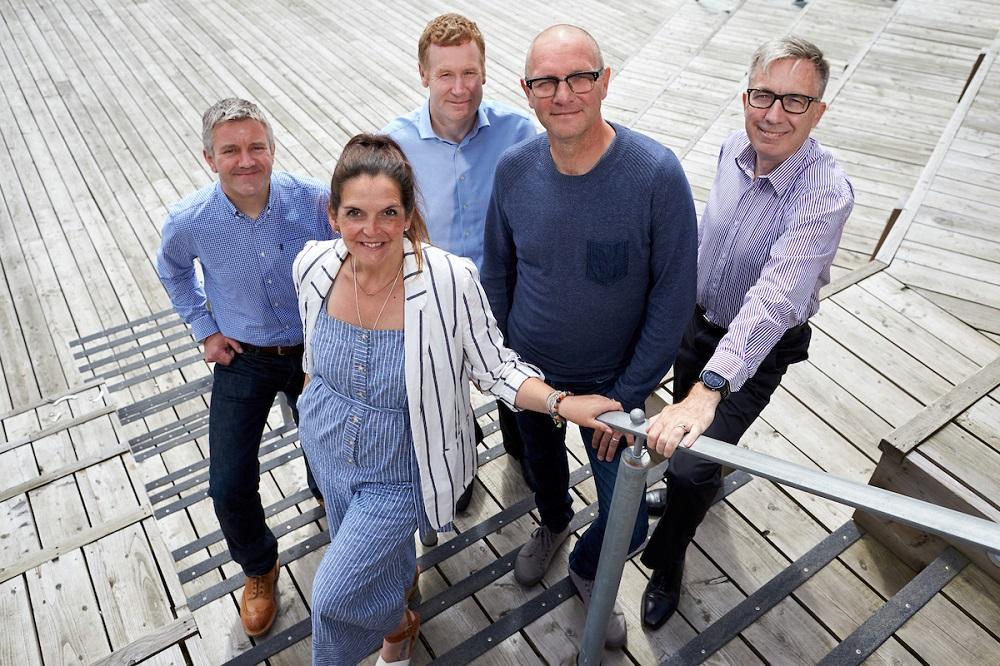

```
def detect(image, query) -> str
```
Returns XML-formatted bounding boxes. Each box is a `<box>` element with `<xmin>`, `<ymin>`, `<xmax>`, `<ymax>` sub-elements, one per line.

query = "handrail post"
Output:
<box><xmin>578</xmin><ymin>408</ymin><xmax>651</xmax><ymax>665</ymax></box>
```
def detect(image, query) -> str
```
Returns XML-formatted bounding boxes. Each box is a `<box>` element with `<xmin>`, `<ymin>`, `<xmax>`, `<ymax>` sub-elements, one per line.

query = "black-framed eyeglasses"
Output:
<box><xmin>524</xmin><ymin>71</ymin><xmax>602</xmax><ymax>98</ymax></box>
<box><xmin>746</xmin><ymin>88</ymin><xmax>817</xmax><ymax>114</ymax></box>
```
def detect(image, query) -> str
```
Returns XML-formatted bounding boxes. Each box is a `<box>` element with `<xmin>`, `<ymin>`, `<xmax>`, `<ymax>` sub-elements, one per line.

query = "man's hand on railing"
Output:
<box><xmin>647</xmin><ymin>382</ymin><xmax>722</xmax><ymax>457</ymax></box>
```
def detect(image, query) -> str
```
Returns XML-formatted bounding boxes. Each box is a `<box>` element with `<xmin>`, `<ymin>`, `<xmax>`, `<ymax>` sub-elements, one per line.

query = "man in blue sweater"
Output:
<box><xmin>481</xmin><ymin>24</ymin><xmax>697</xmax><ymax>647</ymax></box>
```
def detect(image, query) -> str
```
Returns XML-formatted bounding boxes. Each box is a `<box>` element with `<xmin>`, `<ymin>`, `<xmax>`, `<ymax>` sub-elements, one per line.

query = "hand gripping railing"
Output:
<box><xmin>577</xmin><ymin>409</ymin><xmax>1000</xmax><ymax>665</ymax></box>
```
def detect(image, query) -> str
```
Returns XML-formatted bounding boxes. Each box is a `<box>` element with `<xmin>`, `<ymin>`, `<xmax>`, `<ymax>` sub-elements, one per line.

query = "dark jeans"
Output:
<box><xmin>208</xmin><ymin>348</ymin><xmax>315</xmax><ymax>576</ymax></box>
<box><xmin>515</xmin><ymin>379</ymin><xmax>649</xmax><ymax>581</ymax></box>
<box><xmin>496</xmin><ymin>401</ymin><xmax>524</xmax><ymax>459</ymax></box>
<box><xmin>641</xmin><ymin>310</ymin><xmax>811</xmax><ymax>569</ymax></box>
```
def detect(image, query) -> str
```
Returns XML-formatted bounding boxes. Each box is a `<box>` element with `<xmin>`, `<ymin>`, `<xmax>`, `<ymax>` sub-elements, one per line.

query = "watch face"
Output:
<box><xmin>702</xmin><ymin>370</ymin><xmax>726</xmax><ymax>391</ymax></box>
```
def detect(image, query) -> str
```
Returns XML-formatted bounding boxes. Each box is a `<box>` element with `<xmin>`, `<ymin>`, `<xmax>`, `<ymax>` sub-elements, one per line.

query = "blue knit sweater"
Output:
<box><xmin>482</xmin><ymin>123</ymin><xmax>698</xmax><ymax>409</ymax></box>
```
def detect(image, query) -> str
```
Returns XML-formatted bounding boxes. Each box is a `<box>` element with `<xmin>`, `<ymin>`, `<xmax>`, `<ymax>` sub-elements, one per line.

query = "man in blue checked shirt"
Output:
<box><xmin>384</xmin><ymin>13</ymin><xmax>539</xmax><ymax>510</ymax></box>
<box><xmin>636</xmin><ymin>37</ymin><xmax>855</xmax><ymax>630</ymax></box>
<box><xmin>156</xmin><ymin>98</ymin><xmax>332</xmax><ymax>638</ymax></box>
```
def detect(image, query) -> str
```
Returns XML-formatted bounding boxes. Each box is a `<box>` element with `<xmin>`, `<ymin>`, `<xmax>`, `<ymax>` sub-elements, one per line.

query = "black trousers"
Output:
<box><xmin>640</xmin><ymin>309</ymin><xmax>812</xmax><ymax>568</ymax></box>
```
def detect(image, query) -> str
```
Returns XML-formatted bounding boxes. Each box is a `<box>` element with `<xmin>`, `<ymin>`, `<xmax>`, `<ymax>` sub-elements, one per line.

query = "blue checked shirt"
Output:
<box><xmin>157</xmin><ymin>172</ymin><xmax>332</xmax><ymax>345</ymax></box>
<box><xmin>384</xmin><ymin>99</ymin><xmax>537</xmax><ymax>269</ymax></box>
<box><xmin>699</xmin><ymin>131</ymin><xmax>854</xmax><ymax>391</ymax></box>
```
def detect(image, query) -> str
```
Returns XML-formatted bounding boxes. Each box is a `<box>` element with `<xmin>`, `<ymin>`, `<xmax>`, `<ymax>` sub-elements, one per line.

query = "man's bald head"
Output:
<box><xmin>524</xmin><ymin>24</ymin><xmax>604</xmax><ymax>78</ymax></box>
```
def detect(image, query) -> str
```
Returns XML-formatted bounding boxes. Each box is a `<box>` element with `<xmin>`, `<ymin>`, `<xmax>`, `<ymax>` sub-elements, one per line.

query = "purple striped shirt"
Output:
<box><xmin>699</xmin><ymin>131</ymin><xmax>854</xmax><ymax>391</ymax></box>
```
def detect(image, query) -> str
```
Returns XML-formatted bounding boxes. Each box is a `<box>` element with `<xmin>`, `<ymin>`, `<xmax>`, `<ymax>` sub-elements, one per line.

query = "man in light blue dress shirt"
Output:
<box><xmin>384</xmin><ymin>13</ymin><xmax>538</xmax><ymax>510</ymax></box>
<box><xmin>156</xmin><ymin>98</ymin><xmax>332</xmax><ymax>637</ymax></box>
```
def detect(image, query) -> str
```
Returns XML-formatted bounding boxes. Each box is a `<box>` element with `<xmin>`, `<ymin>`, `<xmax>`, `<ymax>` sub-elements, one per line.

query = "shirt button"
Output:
<box><xmin>267</xmin><ymin>279</ymin><xmax>273</xmax><ymax>284</ymax></box>
<box><xmin>260</xmin><ymin>252</ymin><xmax>266</xmax><ymax>258</ymax></box>
<box><xmin>459</xmin><ymin>175</ymin><xmax>465</xmax><ymax>181</ymax></box>
<box><xmin>463</xmin><ymin>204</ymin><xmax>469</xmax><ymax>209</ymax></box>
<box><xmin>353</xmin><ymin>416</ymin><xmax>360</xmax><ymax>423</ymax></box>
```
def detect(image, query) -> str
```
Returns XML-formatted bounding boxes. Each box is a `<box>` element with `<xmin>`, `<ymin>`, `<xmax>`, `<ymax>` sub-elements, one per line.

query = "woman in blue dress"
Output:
<box><xmin>293</xmin><ymin>134</ymin><xmax>622</xmax><ymax>665</ymax></box>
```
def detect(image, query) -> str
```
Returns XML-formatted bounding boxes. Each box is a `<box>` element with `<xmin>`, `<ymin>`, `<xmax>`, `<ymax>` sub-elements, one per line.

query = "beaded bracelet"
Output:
<box><xmin>546</xmin><ymin>390</ymin><xmax>572</xmax><ymax>428</ymax></box>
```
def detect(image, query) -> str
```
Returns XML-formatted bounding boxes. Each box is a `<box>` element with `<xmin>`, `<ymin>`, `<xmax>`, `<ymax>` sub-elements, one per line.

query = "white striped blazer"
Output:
<box><xmin>293</xmin><ymin>238</ymin><xmax>542</xmax><ymax>529</ymax></box>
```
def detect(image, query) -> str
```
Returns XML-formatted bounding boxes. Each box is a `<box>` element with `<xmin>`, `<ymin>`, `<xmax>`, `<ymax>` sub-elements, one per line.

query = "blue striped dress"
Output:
<box><xmin>297</xmin><ymin>307</ymin><xmax>431</xmax><ymax>665</ymax></box>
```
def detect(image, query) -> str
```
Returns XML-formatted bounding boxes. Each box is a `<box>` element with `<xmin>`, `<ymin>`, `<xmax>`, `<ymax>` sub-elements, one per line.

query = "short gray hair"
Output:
<box><xmin>201</xmin><ymin>98</ymin><xmax>275</xmax><ymax>153</ymax></box>
<box><xmin>749</xmin><ymin>36</ymin><xmax>830</xmax><ymax>98</ymax></box>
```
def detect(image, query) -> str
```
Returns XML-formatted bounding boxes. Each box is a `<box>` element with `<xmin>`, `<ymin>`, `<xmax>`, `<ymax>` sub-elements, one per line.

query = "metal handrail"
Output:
<box><xmin>578</xmin><ymin>409</ymin><xmax>1000</xmax><ymax>665</ymax></box>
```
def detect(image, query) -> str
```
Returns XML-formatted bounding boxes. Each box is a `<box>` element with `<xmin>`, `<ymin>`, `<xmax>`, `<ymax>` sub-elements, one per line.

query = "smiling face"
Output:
<box><xmin>743</xmin><ymin>57</ymin><xmax>827</xmax><ymax>176</ymax></box>
<box><xmin>521</xmin><ymin>30</ymin><xmax>609</xmax><ymax>144</ymax></box>
<box><xmin>420</xmin><ymin>40</ymin><xmax>485</xmax><ymax>141</ymax></box>
<box><xmin>203</xmin><ymin>118</ymin><xmax>275</xmax><ymax>214</ymax></box>
<box><xmin>332</xmin><ymin>174</ymin><xmax>411</xmax><ymax>271</ymax></box>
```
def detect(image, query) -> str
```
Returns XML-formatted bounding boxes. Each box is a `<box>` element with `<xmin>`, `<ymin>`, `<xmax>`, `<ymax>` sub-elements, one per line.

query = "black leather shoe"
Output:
<box><xmin>456</xmin><ymin>479</ymin><xmax>476</xmax><ymax>513</ymax></box>
<box><xmin>645</xmin><ymin>487</ymin><xmax>668</xmax><ymax>516</ymax></box>
<box><xmin>641</xmin><ymin>563</ymin><xmax>684</xmax><ymax>629</ymax></box>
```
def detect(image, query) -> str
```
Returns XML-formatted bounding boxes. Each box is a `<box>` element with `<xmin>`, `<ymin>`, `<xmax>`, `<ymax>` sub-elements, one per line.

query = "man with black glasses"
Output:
<box><xmin>481</xmin><ymin>24</ymin><xmax>697</xmax><ymax>647</ymax></box>
<box><xmin>638</xmin><ymin>36</ymin><xmax>854</xmax><ymax>630</ymax></box>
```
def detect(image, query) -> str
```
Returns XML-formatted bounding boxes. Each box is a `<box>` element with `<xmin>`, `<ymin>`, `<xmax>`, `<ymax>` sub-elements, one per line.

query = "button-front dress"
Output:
<box><xmin>298</xmin><ymin>307</ymin><xmax>433</xmax><ymax>665</ymax></box>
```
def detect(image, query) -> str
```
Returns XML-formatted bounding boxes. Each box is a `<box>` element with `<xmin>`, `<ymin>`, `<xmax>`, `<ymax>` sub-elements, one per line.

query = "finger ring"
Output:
<box><xmin>611</xmin><ymin>437</ymin><xmax>620</xmax><ymax>442</ymax></box>
<box><xmin>673</xmin><ymin>424</ymin><xmax>688</xmax><ymax>430</ymax></box>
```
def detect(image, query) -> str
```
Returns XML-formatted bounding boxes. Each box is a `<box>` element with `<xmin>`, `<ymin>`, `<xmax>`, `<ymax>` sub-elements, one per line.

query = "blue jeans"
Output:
<box><xmin>514</xmin><ymin>379</ymin><xmax>649</xmax><ymax>581</ymax></box>
<box><xmin>208</xmin><ymin>348</ymin><xmax>312</xmax><ymax>576</ymax></box>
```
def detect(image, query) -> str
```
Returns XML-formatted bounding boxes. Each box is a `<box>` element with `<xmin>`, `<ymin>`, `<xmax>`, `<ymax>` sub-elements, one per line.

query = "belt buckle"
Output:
<box><xmin>274</xmin><ymin>346</ymin><xmax>289</xmax><ymax>356</ymax></box>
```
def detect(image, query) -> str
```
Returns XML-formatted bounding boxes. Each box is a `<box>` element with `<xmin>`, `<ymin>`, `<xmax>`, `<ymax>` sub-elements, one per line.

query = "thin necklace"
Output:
<box><xmin>352</xmin><ymin>255</ymin><xmax>402</xmax><ymax>330</ymax></box>
<box><xmin>355</xmin><ymin>264</ymin><xmax>400</xmax><ymax>297</ymax></box>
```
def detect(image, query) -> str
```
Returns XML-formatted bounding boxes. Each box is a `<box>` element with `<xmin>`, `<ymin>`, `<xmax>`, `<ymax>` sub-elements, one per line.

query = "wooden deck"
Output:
<box><xmin>1</xmin><ymin>0</ymin><xmax>999</xmax><ymax>664</ymax></box>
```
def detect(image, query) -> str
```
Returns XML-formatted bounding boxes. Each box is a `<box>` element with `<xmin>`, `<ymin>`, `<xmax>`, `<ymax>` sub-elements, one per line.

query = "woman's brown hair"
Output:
<box><xmin>329</xmin><ymin>133</ymin><xmax>430</xmax><ymax>269</ymax></box>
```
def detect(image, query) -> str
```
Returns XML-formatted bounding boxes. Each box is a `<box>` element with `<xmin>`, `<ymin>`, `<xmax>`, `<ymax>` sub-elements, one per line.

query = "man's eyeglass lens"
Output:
<box><xmin>746</xmin><ymin>89</ymin><xmax>814</xmax><ymax>114</ymax></box>
<box><xmin>526</xmin><ymin>71</ymin><xmax>601</xmax><ymax>98</ymax></box>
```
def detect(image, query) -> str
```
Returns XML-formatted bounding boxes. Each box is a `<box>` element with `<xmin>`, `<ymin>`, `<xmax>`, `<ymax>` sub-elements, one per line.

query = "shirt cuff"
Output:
<box><xmin>191</xmin><ymin>316</ymin><xmax>220</xmax><ymax>343</ymax></box>
<box><xmin>491</xmin><ymin>360</ymin><xmax>543</xmax><ymax>412</ymax></box>
<box><xmin>704</xmin><ymin>350</ymin><xmax>750</xmax><ymax>393</ymax></box>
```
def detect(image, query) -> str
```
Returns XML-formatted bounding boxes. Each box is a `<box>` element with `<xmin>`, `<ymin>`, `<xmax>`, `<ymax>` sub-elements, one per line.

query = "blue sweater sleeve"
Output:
<box><xmin>609</xmin><ymin>154</ymin><xmax>698</xmax><ymax>410</ymax></box>
<box><xmin>481</xmin><ymin>172</ymin><xmax>516</xmax><ymax>338</ymax></box>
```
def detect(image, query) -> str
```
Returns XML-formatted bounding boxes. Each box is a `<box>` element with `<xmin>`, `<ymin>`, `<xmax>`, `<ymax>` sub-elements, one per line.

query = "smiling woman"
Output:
<box><xmin>292</xmin><ymin>134</ymin><xmax>622</xmax><ymax>666</ymax></box>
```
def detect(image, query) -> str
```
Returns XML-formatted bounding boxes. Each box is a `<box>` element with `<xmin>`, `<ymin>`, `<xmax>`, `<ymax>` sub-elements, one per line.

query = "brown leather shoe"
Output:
<box><xmin>240</xmin><ymin>559</ymin><xmax>280</xmax><ymax>636</ymax></box>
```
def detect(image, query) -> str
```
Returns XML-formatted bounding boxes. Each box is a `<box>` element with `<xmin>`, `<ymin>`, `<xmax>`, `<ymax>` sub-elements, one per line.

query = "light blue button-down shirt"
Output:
<box><xmin>156</xmin><ymin>171</ymin><xmax>332</xmax><ymax>345</ymax></box>
<box><xmin>384</xmin><ymin>99</ymin><xmax>537</xmax><ymax>269</ymax></box>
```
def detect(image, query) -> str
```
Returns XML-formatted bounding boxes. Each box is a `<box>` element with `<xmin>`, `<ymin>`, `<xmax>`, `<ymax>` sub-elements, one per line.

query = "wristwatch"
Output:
<box><xmin>699</xmin><ymin>369</ymin><xmax>731</xmax><ymax>401</ymax></box>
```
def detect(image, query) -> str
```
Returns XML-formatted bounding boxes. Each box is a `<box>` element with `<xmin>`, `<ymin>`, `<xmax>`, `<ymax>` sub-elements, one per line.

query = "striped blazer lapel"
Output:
<box><xmin>403</xmin><ymin>239</ymin><xmax>429</xmax><ymax>428</ymax></box>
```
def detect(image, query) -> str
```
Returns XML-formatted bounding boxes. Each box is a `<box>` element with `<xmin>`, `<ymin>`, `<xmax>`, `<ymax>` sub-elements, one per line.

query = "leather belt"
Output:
<box><xmin>241</xmin><ymin>342</ymin><xmax>304</xmax><ymax>357</ymax></box>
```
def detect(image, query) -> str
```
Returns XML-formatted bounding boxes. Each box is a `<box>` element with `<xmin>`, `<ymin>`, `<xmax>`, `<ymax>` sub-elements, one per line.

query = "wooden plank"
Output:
<box><xmin>88</xmin><ymin>616</ymin><xmax>197</xmax><ymax>666</ymax></box>
<box><xmin>0</xmin><ymin>405</ymin><xmax>116</xmax><ymax>456</ymax></box>
<box><xmin>0</xmin><ymin>506</ymin><xmax>151</xmax><ymax>584</ymax></box>
<box><xmin>831</xmin><ymin>283</ymin><xmax>981</xmax><ymax>384</ymax></box>
<box><xmin>0</xmin><ymin>443</ymin><xmax>130</xmax><ymax>503</ymax></box>
<box><xmin>0</xmin><ymin>576</ymin><xmax>43</xmax><ymax>666</ymax></box>
<box><xmin>84</xmin><ymin>526</ymin><xmax>185</xmax><ymax>663</ymax></box>
<box><xmin>875</xmin><ymin>38</ymin><xmax>999</xmax><ymax>263</ymax></box>
<box><xmin>819</xmin><ymin>260</ymin><xmax>888</xmax><ymax>299</ymax></box>
<box><xmin>881</xmin><ymin>356</ymin><xmax>1000</xmax><ymax>457</ymax></box>
<box><xmin>920</xmin><ymin>422</ymin><xmax>1000</xmax><ymax>511</ymax></box>
<box><xmin>27</xmin><ymin>551</ymin><xmax>111</xmax><ymax>664</ymax></box>
<box><xmin>859</xmin><ymin>271</ymin><xmax>1000</xmax><ymax>365</ymax></box>
<box><xmin>811</xmin><ymin>299</ymin><xmax>953</xmax><ymax>406</ymax></box>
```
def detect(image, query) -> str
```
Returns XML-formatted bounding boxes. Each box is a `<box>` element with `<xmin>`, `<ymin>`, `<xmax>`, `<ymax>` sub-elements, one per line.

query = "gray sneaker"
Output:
<box><xmin>568</xmin><ymin>568</ymin><xmax>628</xmax><ymax>649</ymax></box>
<box><xmin>514</xmin><ymin>525</ymin><xmax>570</xmax><ymax>586</ymax></box>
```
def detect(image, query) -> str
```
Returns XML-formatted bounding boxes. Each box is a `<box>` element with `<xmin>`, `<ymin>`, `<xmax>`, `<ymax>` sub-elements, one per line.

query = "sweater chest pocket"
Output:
<box><xmin>586</xmin><ymin>239</ymin><xmax>629</xmax><ymax>286</ymax></box>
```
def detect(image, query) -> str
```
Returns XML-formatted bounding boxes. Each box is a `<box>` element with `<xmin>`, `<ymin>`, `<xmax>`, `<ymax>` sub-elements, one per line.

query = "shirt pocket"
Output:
<box><xmin>586</xmin><ymin>239</ymin><xmax>629</xmax><ymax>286</ymax></box>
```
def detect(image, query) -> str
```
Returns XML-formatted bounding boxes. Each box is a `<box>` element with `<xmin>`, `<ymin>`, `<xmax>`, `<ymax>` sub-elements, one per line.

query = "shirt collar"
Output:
<box><xmin>416</xmin><ymin>100</ymin><xmax>490</xmax><ymax>144</ymax></box>
<box><xmin>213</xmin><ymin>175</ymin><xmax>276</xmax><ymax>220</ymax></box>
<box><xmin>734</xmin><ymin>134</ymin><xmax>817</xmax><ymax>196</ymax></box>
